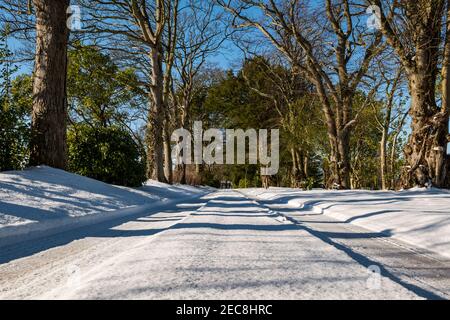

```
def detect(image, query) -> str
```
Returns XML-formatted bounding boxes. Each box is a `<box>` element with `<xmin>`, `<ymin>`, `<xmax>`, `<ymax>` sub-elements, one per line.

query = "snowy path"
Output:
<box><xmin>0</xmin><ymin>191</ymin><xmax>448</xmax><ymax>299</ymax></box>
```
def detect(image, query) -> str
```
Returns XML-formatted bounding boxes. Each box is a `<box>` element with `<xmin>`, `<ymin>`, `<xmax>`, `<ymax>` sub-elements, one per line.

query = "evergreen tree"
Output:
<box><xmin>66</xmin><ymin>44</ymin><xmax>147</xmax><ymax>186</ymax></box>
<box><xmin>67</xmin><ymin>43</ymin><xmax>144</xmax><ymax>130</ymax></box>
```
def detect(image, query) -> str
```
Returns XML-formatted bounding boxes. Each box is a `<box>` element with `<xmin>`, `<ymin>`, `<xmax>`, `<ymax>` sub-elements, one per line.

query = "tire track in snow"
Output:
<box><xmin>239</xmin><ymin>190</ymin><xmax>449</xmax><ymax>300</ymax></box>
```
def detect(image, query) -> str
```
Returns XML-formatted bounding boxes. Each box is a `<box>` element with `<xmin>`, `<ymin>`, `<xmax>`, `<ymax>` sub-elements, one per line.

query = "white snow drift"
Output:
<box><xmin>2</xmin><ymin>167</ymin><xmax>449</xmax><ymax>261</ymax></box>
<box><xmin>0</xmin><ymin>166</ymin><xmax>207</xmax><ymax>247</ymax></box>
<box><xmin>242</xmin><ymin>188</ymin><xmax>450</xmax><ymax>259</ymax></box>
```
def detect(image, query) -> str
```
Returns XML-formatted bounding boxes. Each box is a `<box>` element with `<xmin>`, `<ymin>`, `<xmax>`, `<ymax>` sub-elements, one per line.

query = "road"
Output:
<box><xmin>0</xmin><ymin>190</ymin><xmax>449</xmax><ymax>299</ymax></box>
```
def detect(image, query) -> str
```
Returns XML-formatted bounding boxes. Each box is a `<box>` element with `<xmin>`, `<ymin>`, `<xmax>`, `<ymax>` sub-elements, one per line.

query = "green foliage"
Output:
<box><xmin>198</xmin><ymin>58</ymin><xmax>324</xmax><ymax>187</ymax></box>
<box><xmin>67</xmin><ymin>125</ymin><xmax>147</xmax><ymax>187</ymax></box>
<box><xmin>68</xmin><ymin>43</ymin><xmax>145</xmax><ymax>128</ymax></box>
<box><xmin>66</xmin><ymin>43</ymin><xmax>147</xmax><ymax>186</ymax></box>
<box><xmin>201</xmin><ymin>63</ymin><xmax>276</xmax><ymax>187</ymax></box>
<box><xmin>204</xmin><ymin>61</ymin><xmax>278</xmax><ymax>130</ymax></box>
<box><xmin>196</xmin><ymin>167</ymin><xmax>221</xmax><ymax>188</ymax></box>
<box><xmin>0</xmin><ymin>26</ymin><xmax>31</xmax><ymax>172</ymax></box>
<box><xmin>302</xmin><ymin>177</ymin><xmax>317</xmax><ymax>190</ymax></box>
<box><xmin>238</xmin><ymin>178</ymin><xmax>250</xmax><ymax>189</ymax></box>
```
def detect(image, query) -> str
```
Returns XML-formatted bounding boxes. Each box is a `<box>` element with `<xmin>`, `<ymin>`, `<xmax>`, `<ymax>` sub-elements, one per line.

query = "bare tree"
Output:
<box><xmin>78</xmin><ymin>0</ymin><xmax>181</xmax><ymax>183</ymax></box>
<box><xmin>219</xmin><ymin>0</ymin><xmax>383</xmax><ymax>189</ymax></box>
<box><xmin>368</xmin><ymin>0</ymin><xmax>450</xmax><ymax>188</ymax></box>
<box><xmin>161</xmin><ymin>0</ymin><xmax>179</xmax><ymax>184</ymax></box>
<box><xmin>240</xmin><ymin>55</ymin><xmax>319</xmax><ymax>188</ymax></box>
<box><xmin>371</xmin><ymin>60</ymin><xmax>406</xmax><ymax>189</ymax></box>
<box><xmin>0</xmin><ymin>0</ymin><xmax>71</xmax><ymax>169</ymax></box>
<box><xmin>0</xmin><ymin>1</ymin><xmax>36</xmax><ymax>62</ymax></box>
<box><xmin>171</xmin><ymin>0</ymin><xmax>227</xmax><ymax>183</ymax></box>
<box><xmin>27</xmin><ymin>0</ymin><xmax>71</xmax><ymax>169</ymax></box>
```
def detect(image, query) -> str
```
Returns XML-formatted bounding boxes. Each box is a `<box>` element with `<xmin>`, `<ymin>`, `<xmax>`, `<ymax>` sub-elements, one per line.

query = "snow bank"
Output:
<box><xmin>243</xmin><ymin>188</ymin><xmax>450</xmax><ymax>259</ymax></box>
<box><xmin>0</xmin><ymin>166</ymin><xmax>208</xmax><ymax>247</ymax></box>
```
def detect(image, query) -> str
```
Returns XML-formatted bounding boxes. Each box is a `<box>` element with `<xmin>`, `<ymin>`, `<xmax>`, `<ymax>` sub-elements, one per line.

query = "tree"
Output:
<box><xmin>79</xmin><ymin>0</ymin><xmax>181</xmax><ymax>183</ymax></box>
<box><xmin>65</xmin><ymin>44</ymin><xmax>147</xmax><ymax>186</ymax></box>
<box><xmin>368</xmin><ymin>0</ymin><xmax>450</xmax><ymax>188</ymax></box>
<box><xmin>219</xmin><ymin>0</ymin><xmax>383</xmax><ymax>189</ymax></box>
<box><xmin>67</xmin><ymin>43</ymin><xmax>144</xmax><ymax>138</ymax></box>
<box><xmin>200</xmin><ymin>58</ymin><xmax>324</xmax><ymax>188</ymax></box>
<box><xmin>29</xmin><ymin>0</ymin><xmax>70</xmax><ymax>169</ymax></box>
<box><xmin>349</xmin><ymin>93</ymin><xmax>383</xmax><ymax>189</ymax></box>
<box><xmin>172</xmin><ymin>0</ymin><xmax>228</xmax><ymax>183</ymax></box>
<box><xmin>202</xmin><ymin>66</ymin><xmax>272</xmax><ymax>186</ymax></box>
<box><xmin>67</xmin><ymin>125</ymin><xmax>147</xmax><ymax>187</ymax></box>
<box><xmin>240</xmin><ymin>56</ymin><xmax>324</xmax><ymax>188</ymax></box>
<box><xmin>0</xmin><ymin>26</ymin><xmax>32</xmax><ymax>171</ymax></box>
<box><xmin>371</xmin><ymin>62</ymin><xmax>408</xmax><ymax>190</ymax></box>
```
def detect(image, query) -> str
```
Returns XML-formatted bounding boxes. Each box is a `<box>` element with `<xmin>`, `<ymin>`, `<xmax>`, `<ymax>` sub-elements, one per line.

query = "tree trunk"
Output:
<box><xmin>327</xmin><ymin>131</ymin><xmax>351</xmax><ymax>189</ymax></box>
<box><xmin>337</xmin><ymin>131</ymin><xmax>351</xmax><ymax>189</ymax></box>
<box><xmin>379</xmin><ymin>0</ymin><xmax>450</xmax><ymax>188</ymax></box>
<box><xmin>178</xmin><ymin>101</ymin><xmax>190</xmax><ymax>185</ymax></box>
<box><xmin>402</xmin><ymin>72</ymin><xmax>448</xmax><ymax>188</ymax></box>
<box><xmin>29</xmin><ymin>0</ymin><xmax>70</xmax><ymax>169</ymax></box>
<box><xmin>380</xmin><ymin>126</ymin><xmax>389</xmax><ymax>190</ymax></box>
<box><xmin>389</xmin><ymin>124</ymin><xmax>403</xmax><ymax>190</ymax></box>
<box><xmin>441</xmin><ymin>0</ymin><xmax>450</xmax><ymax>188</ymax></box>
<box><xmin>178</xmin><ymin>163</ymin><xmax>187</xmax><ymax>184</ymax></box>
<box><xmin>147</xmin><ymin>104</ymin><xmax>166</xmax><ymax>182</ymax></box>
<box><xmin>163</xmin><ymin>118</ymin><xmax>173</xmax><ymax>184</ymax></box>
<box><xmin>290</xmin><ymin>148</ymin><xmax>302</xmax><ymax>188</ymax></box>
<box><xmin>148</xmin><ymin>46</ymin><xmax>167</xmax><ymax>183</ymax></box>
<box><xmin>317</xmin><ymin>96</ymin><xmax>351</xmax><ymax>189</ymax></box>
<box><xmin>303</xmin><ymin>153</ymin><xmax>309</xmax><ymax>179</ymax></box>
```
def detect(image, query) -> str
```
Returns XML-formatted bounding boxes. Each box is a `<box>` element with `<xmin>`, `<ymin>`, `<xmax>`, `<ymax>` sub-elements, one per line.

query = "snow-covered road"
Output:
<box><xmin>0</xmin><ymin>191</ymin><xmax>449</xmax><ymax>299</ymax></box>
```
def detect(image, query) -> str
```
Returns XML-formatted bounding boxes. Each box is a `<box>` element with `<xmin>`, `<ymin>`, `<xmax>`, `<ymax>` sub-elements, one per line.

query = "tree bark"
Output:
<box><xmin>163</xmin><ymin>118</ymin><xmax>173</xmax><ymax>184</ymax></box>
<box><xmin>324</xmin><ymin>113</ymin><xmax>351</xmax><ymax>189</ymax></box>
<box><xmin>403</xmin><ymin>71</ymin><xmax>448</xmax><ymax>188</ymax></box>
<box><xmin>314</xmin><ymin>80</ymin><xmax>351</xmax><ymax>189</ymax></box>
<box><xmin>290</xmin><ymin>148</ymin><xmax>300</xmax><ymax>187</ymax></box>
<box><xmin>148</xmin><ymin>46</ymin><xmax>167</xmax><ymax>183</ymax></box>
<box><xmin>29</xmin><ymin>0</ymin><xmax>70</xmax><ymax>169</ymax></box>
<box><xmin>380</xmin><ymin>93</ymin><xmax>394</xmax><ymax>190</ymax></box>
<box><xmin>380</xmin><ymin>127</ymin><xmax>388</xmax><ymax>190</ymax></box>
<box><xmin>372</xmin><ymin>0</ymin><xmax>449</xmax><ymax>188</ymax></box>
<box><xmin>303</xmin><ymin>153</ymin><xmax>309</xmax><ymax>180</ymax></box>
<box><xmin>178</xmin><ymin>97</ymin><xmax>190</xmax><ymax>185</ymax></box>
<box><xmin>389</xmin><ymin>128</ymin><xmax>400</xmax><ymax>189</ymax></box>
<box><xmin>401</xmin><ymin>5</ymin><xmax>445</xmax><ymax>188</ymax></box>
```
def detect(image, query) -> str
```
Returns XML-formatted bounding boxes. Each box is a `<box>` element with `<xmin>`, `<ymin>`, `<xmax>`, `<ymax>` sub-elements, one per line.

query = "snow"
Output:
<box><xmin>241</xmin><ymin>188</ymin><xmax>450</xmax><ymax>259</ymax></box>
<box><xmin>0</xmin><ymin>191</ymin><xmax>425</xmax><ymax>299</ymax></box>
<box><xmin>1</xmin><ymin>171</ymin><xmax>450</xmax><ymax>299</ymax></box>
<box><xmin>0</xmin><ymin>166</ymin><xmax>208</xmax><ymax>247</ymax></box>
